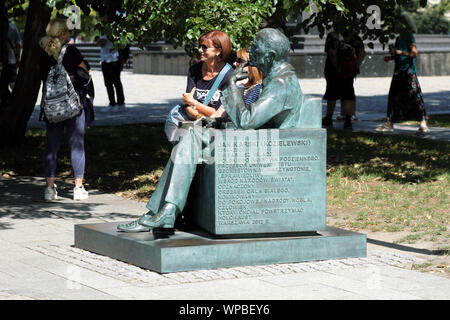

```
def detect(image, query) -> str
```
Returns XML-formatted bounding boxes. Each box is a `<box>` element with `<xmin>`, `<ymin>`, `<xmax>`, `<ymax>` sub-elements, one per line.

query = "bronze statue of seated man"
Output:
<box><xmin>117</xmin><ymin>28</ymin><xmax>318</xmax><ymax>233</ymax></box>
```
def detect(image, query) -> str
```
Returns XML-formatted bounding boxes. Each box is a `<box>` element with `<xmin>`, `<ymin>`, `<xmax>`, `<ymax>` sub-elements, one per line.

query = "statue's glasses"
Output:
<box><xmin>235</xmin><ymin>58</ymin><xmax>248</xmax><ymax>64</ymax></box>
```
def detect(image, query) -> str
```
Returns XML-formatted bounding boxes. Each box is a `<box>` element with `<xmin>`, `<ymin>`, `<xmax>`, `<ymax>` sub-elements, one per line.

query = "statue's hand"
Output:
<box><xmin>230</xmin><ymin>61</ymin><xmax>249</xmax><ymax>83</ymax></box>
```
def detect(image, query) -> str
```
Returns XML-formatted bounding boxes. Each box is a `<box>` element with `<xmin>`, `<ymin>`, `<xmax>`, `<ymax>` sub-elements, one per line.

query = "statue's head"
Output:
<box><xmin>248</xmin><ymin>28</ymin><xmax>290</xmax><ymax>74</ymax></box>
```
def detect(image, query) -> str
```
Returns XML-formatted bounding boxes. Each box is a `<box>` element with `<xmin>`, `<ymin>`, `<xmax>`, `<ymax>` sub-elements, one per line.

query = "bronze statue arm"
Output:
<box><xmin>219</xmin><ymin>62</ymin><xmax>251</xmax><ymax>126</ymax></box>
<box><xmin>223</xmin><ymin>76</ymin><xmax>286</xmax><ymax>130</ymax></box>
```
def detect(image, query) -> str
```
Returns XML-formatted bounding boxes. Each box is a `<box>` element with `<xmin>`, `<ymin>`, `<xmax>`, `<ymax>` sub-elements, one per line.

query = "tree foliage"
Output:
<box><xmin>406</xmin><ymin>0</ymin><xmax>450</xmax><ymax>34</ymax></box>
<box><xmin>288</xmin><ymin>0</ymin><xmax>429</xmax><ymax>49</ymax></box>
<box><xmin>1</xmin><ymin>0</ymin><xmax>432</xmax><ymax>148</ymax></box>
<box><xmin>6</xmin><ymin>1</ymin><xmax>431</xmax><ymax>54</ymax></box>
<box><xmin>80</xmin><ymin>0</ymin><xmax>429</xmax><ymax>55</ymax></box>
<box><xmin>84</xmin><ymin>0</ymin><xmax>279</xmax><ymax>56</ymax></box>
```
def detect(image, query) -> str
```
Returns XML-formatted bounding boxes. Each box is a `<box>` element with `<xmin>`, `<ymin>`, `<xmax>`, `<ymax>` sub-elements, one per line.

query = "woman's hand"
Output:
<box><xmin>409</xmin><ymin>43</ymin><xmax>418</xmax><ymax>58</ymax></box>
<box><xmin>390</xmin><ymin>46</ymin><xmax>417</xmax><ymax>58</ymax></box>
<box><xmin>211</xmin><ymin>106</ymin><xmax>227</xmax><ymax>118</ymax></box>
<box><xmin>389</xmin><ymin>45</ymin><xmax>396</xmax><ymax>56</ymax></box>
<box><xmin>79</xmin><ymin>60</ymin><xmax>89</xmax><ymax>72</ymax></box>
<box><xmin>182</xmin><ymin>87</ymin><xmax>197</xmax><ymax>106</ymax></box>
<box><xmin>186</xmin><ymin>106</ymin><xmax>201</xmax><ymax>120</ymax></box>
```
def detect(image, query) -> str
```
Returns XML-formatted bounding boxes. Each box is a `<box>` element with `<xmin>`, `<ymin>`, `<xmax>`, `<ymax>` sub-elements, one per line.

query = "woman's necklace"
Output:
<box><xmin>202</xmin><ymin>61</ymin><xmax>224</xmax><ymax>80</ymax></box>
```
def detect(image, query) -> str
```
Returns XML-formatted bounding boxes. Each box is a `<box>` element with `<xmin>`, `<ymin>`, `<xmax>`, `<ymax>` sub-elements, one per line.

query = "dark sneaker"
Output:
<box><xmin>344</xmin><ymin>116</ymin><xmax>352</xmax><ymax>130</ymax></box>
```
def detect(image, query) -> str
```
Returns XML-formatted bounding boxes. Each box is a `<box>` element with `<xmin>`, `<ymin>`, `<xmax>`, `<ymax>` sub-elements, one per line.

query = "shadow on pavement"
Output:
<box><xmin>368</xmin><ymin>238</ymin><xmax>450</xmax><ymax>256</ymax></box>
<box><xmin>0</xmin><ymin>176</ymin><xmax>143</xmax><ymax>230</ymax></box>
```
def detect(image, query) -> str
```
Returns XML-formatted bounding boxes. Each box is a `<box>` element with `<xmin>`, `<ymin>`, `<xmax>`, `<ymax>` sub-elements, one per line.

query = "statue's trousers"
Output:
<box><xmin>146</xmin><ymin>126</ymin><xmax>209</xmax><ymax>213</ymax></box>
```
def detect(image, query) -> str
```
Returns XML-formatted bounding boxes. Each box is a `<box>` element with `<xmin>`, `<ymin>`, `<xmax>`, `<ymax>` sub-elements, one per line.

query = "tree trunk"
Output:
<box><xmin>0</xmin><ymin>0</ymin><xmax>9</xmax><ymax>102</ymax></box>
<box><xmin>0</xmin><ymin>0</ymin><xmax>51</xmax><ymax>148</ymax></box>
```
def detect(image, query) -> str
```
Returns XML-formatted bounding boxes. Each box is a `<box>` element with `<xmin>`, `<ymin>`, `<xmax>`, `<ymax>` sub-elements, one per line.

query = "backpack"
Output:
<box><xmin>42</xmin><ymin>44</ymin><xmax>83</xmax><ymax>123</ymax></box>
<box><xmin>338</xmin><ymin>41</ymin><xmax>357</xmax><ymax>79</ymax></box>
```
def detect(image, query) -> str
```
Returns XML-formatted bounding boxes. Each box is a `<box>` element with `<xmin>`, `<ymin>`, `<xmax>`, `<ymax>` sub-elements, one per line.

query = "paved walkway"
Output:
<box><xmin>1</xmin><ymin>176</ymin><xmax>449</xmax><ymax>300</ymax></box>
<box><xmin>0</xmin><ymin>72</ymin><xmax>448</xmax><ymax>300</ymax></box>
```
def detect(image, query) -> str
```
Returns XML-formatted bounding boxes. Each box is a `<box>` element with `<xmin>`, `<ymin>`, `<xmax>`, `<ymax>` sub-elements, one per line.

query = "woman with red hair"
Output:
<box><xmin>182</xmin><ymin>30</ymin><xmax>234</xmax><ymax>120</ymax></box>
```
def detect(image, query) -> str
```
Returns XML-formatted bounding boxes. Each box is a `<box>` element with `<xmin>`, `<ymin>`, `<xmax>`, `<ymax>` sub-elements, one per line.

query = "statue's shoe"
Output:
<box><xmin>138</xmin><ymin>203</ymin><xmax>177</xmax><ymax>229</ymax></box>
<box><xmin>117</xmin><ymin>215</ymin><xmax>153</xmax><ymax>233</ymax></box>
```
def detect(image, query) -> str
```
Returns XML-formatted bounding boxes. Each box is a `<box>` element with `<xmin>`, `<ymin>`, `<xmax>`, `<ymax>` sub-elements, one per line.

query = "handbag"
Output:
<box><xmin>164</xmin><ymin>63</ymin><xmax>232</xmax><ymax>143</ymax></box>
<box><xmin>72</xmin><ymin>65</ymin><xmax>92</xmax><ymax>90</ymax></box>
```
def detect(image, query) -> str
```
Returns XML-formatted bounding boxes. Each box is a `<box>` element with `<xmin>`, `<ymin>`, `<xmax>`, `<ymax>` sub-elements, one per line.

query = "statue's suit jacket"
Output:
<box><xmin>222</xmin><ymin>61</ymin><xmax>321</xmax><ymax>130</ymax></box>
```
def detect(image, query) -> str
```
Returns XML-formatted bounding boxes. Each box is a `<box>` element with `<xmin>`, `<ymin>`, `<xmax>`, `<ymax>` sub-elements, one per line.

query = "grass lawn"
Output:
<box><xmin>1</xmin><ymin>120</ymin><xmax>449</xmax><ymax>276</ymax></box>
<box><xmin>373</xmin><ymin>113</ymin><xmax>450</xmax><ymax>128</ymax></box>
<box><xmin>426</xmin><ymin>114</ymin><xmax>450</xmax><ymax>128</ymax></box>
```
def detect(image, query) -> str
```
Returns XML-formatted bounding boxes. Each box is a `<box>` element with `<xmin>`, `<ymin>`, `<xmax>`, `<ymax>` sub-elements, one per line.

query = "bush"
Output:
<box><xmin>407</xmin><ymin>0</ymin><xmax>450</xmax><ymax>34</ymax></box>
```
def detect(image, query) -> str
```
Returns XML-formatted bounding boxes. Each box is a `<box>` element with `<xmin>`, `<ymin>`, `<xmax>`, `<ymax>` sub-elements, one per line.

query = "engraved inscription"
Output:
<box><xmin>215</xmin><ymin>133</ymin><xmax>322</xmax><ymax>228</ymax></box>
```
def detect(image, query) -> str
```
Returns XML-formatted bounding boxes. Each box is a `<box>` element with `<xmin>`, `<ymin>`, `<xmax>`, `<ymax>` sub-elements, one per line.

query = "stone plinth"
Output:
<box><xmin>73</xmin><ymin>126</ymin><xmax>367</xmax><ymax>274</ymax></box>
<box><xmin>74</xmin><ymin>222</ymin><xmax>366</xmax><ymax>273</ymax></box>
<box><xmin>190</xmin><ymin>128</ymin><xmax>327</xmax><ymax>235</ymax></box>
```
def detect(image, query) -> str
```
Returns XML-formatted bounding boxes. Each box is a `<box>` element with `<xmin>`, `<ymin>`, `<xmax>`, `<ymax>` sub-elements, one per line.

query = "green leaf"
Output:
<box><xmin>54</xmin><ymin>0</ymin><xmax>66</xmax><ymax>10</ymax></box>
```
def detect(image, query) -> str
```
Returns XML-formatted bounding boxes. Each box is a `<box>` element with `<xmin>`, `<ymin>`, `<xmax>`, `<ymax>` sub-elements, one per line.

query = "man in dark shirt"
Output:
<box><xmin>338</xmin><ymin>30</ymin><xmax>365</xmax><ymax>126</ymax></box>
<box><xmin>322</xmin><ymin>29</ymin><xmax>365</xmax><ymax>129</ymax></box>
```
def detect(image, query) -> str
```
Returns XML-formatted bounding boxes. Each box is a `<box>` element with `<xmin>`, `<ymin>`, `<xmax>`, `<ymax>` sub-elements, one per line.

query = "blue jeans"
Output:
<box><xmin>43</xmin><ymin>110</ymin><xmax>85</xmax><ymax>179</ymax></box>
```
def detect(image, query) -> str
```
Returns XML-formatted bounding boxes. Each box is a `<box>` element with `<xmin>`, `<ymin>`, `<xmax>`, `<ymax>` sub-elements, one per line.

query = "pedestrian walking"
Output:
<box><xmin>376</xmin><ymin>13</ymin><xmax>428</xmax><ymax>134</ymax></box>
<box><xmin>321</xmin><ymin>31</ymin><xmax>342</xmax><ymax>128</ymax></box>
<box><xmin>96</xmin><ymin>33</ymin><xmax>126</xmax><ymax>113</ymax></box>
<box><xmin>322</xmin><ymin>29</ymin><xmax>365</xmax><ymax>130</ymax></box>
<box><xmin>337</xmin><ymin>29</ymin><xmax>365</xmax><ymax>123</ymax></box>
<box><xmin>39</xmin><ymin>18</ymin><xmax>91</xmax><ymax>201</ymax></box>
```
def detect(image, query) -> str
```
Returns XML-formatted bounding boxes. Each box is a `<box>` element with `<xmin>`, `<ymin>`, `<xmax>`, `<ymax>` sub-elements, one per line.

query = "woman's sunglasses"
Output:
<box><xmin>198</xmin><ymin>44</ymin><xmax>215</xmax><ymax>51</ymax></box>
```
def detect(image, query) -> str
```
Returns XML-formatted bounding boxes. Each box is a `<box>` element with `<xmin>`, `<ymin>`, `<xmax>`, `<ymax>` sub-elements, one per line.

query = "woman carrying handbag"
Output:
<box><xmin>120</xmin><ymin>30</ymin><xmax>234</xmax><ymax>233</ymax></box>
<box><xmin>165</xmin><ymin>30</ymin><xmax>234</xmax><ymax>142</ymax></box>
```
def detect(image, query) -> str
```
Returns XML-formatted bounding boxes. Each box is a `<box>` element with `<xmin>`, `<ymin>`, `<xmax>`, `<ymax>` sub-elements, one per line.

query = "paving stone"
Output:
<box><xmin>24</xmin><ymin>242</ymin><xmax>426</xmax><ymax>288</ymax></box>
